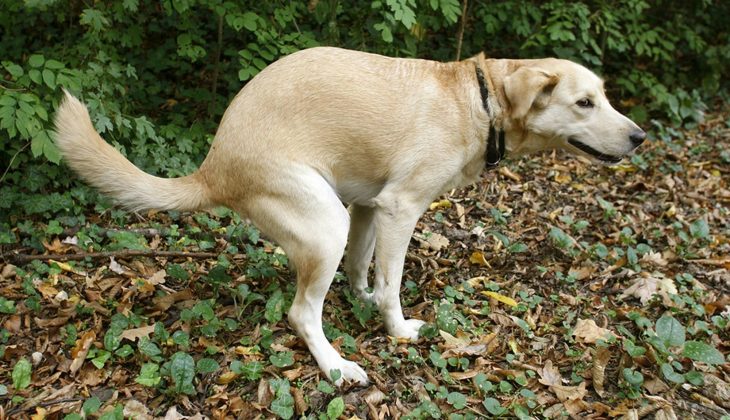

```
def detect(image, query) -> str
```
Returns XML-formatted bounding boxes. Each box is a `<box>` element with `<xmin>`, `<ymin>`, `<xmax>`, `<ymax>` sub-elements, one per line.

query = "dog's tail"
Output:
<box><xmin>54</xmin><ymin>90</ymin><xmax>212</xmax><ymax>212</ymax></box>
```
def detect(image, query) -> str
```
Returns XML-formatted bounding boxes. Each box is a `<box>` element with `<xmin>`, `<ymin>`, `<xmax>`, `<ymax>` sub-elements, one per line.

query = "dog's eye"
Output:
<box><xmin>576</xmin><ymin>98</ymin><xmax>593</xmax><ymax>108</ymax></box>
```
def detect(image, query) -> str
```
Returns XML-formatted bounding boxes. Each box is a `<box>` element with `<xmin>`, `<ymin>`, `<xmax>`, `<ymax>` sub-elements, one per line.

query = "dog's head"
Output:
<box><xmin>502</xmin><ymin>59</ymin><xmax>645</xmax><ymax>164</ymax></box>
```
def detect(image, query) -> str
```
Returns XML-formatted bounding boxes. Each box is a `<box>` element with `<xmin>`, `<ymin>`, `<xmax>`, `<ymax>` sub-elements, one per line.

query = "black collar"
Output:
<box><xmin>475</xmin><ymin>66</ymin><xmax>505</xmax><ymax>169</ymax></box>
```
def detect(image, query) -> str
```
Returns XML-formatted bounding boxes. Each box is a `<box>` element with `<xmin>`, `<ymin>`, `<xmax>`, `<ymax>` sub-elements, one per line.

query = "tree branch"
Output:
<box><xmin>455</xmin><ymin>0</ymin><xmax>469</xmax><ymax>61</ymax></box>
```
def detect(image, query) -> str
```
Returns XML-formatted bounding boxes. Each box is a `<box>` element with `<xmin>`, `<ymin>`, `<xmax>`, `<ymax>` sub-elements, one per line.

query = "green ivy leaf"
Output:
<box><xmin>447</xmin><ymin>391</ymin><xmax>467</xmax><ymax>409</ymax></box>
<box><xmin>685</xmin><ymin>370</ymin><xmax>704</xmax><ymax>386</ymax></box>
<box><xmin>103</xmin><ymin>328</ymin><xmax>122</xmax><ymax>351</ymax></box>
<box><xmin>483</xmin><ymin>397</ymin><xmax>506</xmax><ymax>415</ymax></box>
<box><xmin>270</xmin><ymin>351</ymin><xmax>294</xmax><ymax>368</ymax></box>
<box><xmin>192</xmin><ymin>300</ymin><xmax>216</xmax><ymax>321</ymax></box>
<box><xmin>508</xmin><ymin>242</ymin><xmax>528</xmax><ymax>253</ymax></box>
<box><xmin>45</xmin><ymin>59</ymin><xmax>64</xmax><ymax>70</ymax></box>
<box><xmin>169</xmin><ymin>352</ymin><xmax>196</xmax><ymax>394</ymax></box>
<box><xmin>622</xmin><ymin>368</ymin><xmax>644</xmax><ymax>386</ymax></box>
<box><xmin>98</xmin><ymin>404</ymin><xmax>123</xmax><ymax>420</ymax></box>
<box><xmin>231</xmin><ymin>360</ymin><xmax>264</xmax><ymax>380</ymax></box>
<box><xmin>196</xmin><ymin>358</ymin><xmax>220</xmax><ymax>374</ymax></box>
<box><xmin>0</xmin><ymin>297</ymin><xmax>17</xmax><ymax>314</ymax></box>
<box><xmin>138</xmin><ymin>337</ymin><xmax>162</xmax><ymax>359</ymax></box>
<box><xmin>82</xmin><ymin>396</ymin><xmax>102</xmax><ymax>415</ymax></box>
<box><xmin>317</xmin><ymin>380</ymin><xmax>335</xmax><ymax>394</ymax></box>
<box><xmin>655</xmin><ymin>315</ymin><xmax>685</xmax><ymax>348</ymax></box>
<box><xmin>264</xmin><ymin>289</ymin><xmax>285</xmax><ymax>323</ymax></box>
<box><xmin>91</xmin><ymin>349</ymin><xmax>111</xmax><ymax>368</ymax></box>
<box><xmin>42</xmin><ymin>68</ymin><xmax>56</xmax><ymax>89</ymax></box>
<box><xmin>135</xmin><ymin>363</ymin><xmax>161</xmax><ymax>387</ymax></box>
<box><xmin>326</xmin><ymin>396</ymin><xmax>345</xmax><ymax>419</ymax></box>
<box><xmin>3</xmin><ymin>61</ymin><xmax>24</xmax><ymax>78</ymax></box>
<box><xmin>689</xmin><ymin>218</ymin><xmax>709</xmax><ymax>240</ymax></box>
<box><xmin>29</xmin><ymin>69</ymin><xmax>42</xmax><ymax>84</ymax></box>
<box><xmin>12</xmin><ymin>358</ymin><xmax>32</xmax><ymax>390</ymax></box>
<box><xmin>682</xmin><ymin>341</ymin><xmax>725</xmax><ymax>365</ymax></box>
<box><xmin>28</xmin><ymin>54</ymin><xmax>45</xmax><ymax>68</ymax></box>
<box><xmin>660</xmin><ymin>363</ymin><xmax>685</xmax><ymax>384</ymax></box>
<box><xmin>270</xmin><ymin>379</ymin><xmax>294</xmax><ymax>419</ymax></box>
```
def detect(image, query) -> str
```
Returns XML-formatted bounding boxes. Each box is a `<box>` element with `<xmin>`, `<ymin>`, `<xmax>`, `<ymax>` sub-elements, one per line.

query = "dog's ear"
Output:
<box><xmin>503</xmin><ymin>66</ymin><xmax>559</xmax><ymax>120</ymax></box>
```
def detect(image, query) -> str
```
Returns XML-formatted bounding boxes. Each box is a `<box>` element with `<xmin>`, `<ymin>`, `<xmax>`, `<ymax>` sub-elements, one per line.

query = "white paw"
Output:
<box><xmin>324</xmin><ymin>359</ymin><xmax>369</xmax><ymax>386</ymax></box>
<box><xmin>389</xmin><ymin>318</ymin><xmax>426</xmax><ymax>340</ymax></box>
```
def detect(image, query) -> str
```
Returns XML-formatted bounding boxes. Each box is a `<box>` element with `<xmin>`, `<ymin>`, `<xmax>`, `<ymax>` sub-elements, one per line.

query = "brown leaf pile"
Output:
<box><xmin>0</xmin><ymin>112</ymin><xmax>728</xmax><ymax>418</ymax></box>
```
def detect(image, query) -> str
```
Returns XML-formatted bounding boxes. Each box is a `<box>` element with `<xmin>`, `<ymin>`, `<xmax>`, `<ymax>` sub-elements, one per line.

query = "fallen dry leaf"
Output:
<box><xmin>568</xmin><ymin>265</ymin><xmax>595</xmax><ymax>281</ymax></box>
<box><xmin>123</xmin><ymin>400</ymin><xmax>153</xmax><ymax>420</ymax></box>
<box><xmin>1</xmin><ymin>263</ymin><xmax>17</xmax><ymax>279</ymax></box>
<box><xmin>539</xmin><ymin>360</ymin><xmax>588</xmax><ymax>403</ymax></box>
<box><xmin>592</xmin><ymin>346</ymin><xmax>611</xmax><ymax>397</ymax></box>
<box><xmin>538</xmin><ymin>360</ymin><xmax>563</xmax><ymax>387</ymax></box>
<box><xmin>418</xmin><ymin>231</ymin><xmax>450</xmax><ymax>252</ymax></box>
<box><xmin>217</xmin><ymin>371</ymin><xmax>239</xmax><ymax>385</ymax></box>
<box><xmin>469</xmin><ymin>251</ymin><xmax>489</xmax><ymax>266</ymax></box>
<box><xmin>30</xmin><ymin>407</ymin><xmax>47</xmax><ymax>420</ymax></box>
<box><xmin>138</xmin><ymin>269</ymin><xmax>166</xmax><ymax>293</ymax></box>
<box><xmin>654</xmin><ymin>406</ymin><xmax>678</xmax><ymax>420</ymax></box>
<box><xmin>573</xmin><ymin>319</ymin><xmax>615</xmax><ymax>343</ymax></box>
<box><xmin>292</xmin><ymin>386</ymin><xmax>308</xmax><ymax>415</ymax></box>
<box><xmin>643</xmin><ymin>377</ymin><xmax>669</xmax><ymax>394</ymax></box>
<box><xmin>641</xmin><ymin>251</ymin><xmax>669</xmax><ymax>267</ymax></box>
<box><xmin>69</xmin><ymin>331</ymin><xmax>96</xmax><ymax>375</ymax></box>
<box><xmin>429</xmin><ymin>199</ymin><xmax>452</xmax><ymax>210</ymax></box>
<box><xmin>153</xmin><ymin>289</ymin><xmax>194</xmax><ymax>312</ymax></box>
<box><xmin>120</xmin><ymin>325</ymin><xmax>155</xmax><ymax>342</ymax></box>
<box><xmin>481</xmin><ymin>291</ymin><xmax>517</xmax><ymax>307</ymax></box>
<box><xmin>620</xmin><ymin>272</ymin><xmax>677</xmax><ymax>306</ymax></box>
<box><xmin>108</xmin><ymin>257</ymin><xmax>126</xmax><ymax>275</ymax></box>
<box><xmin>553</xmin><ymin>381</ymin><xmax>588</xmax><ymax>403</ymax></box>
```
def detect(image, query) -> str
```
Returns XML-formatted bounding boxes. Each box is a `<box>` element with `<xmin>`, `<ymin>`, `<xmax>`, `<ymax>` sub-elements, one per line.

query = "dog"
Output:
<box><xmin>54</xmin><ymin>47</ymin><xmax>645</xmax><ymax>385</ymax></box>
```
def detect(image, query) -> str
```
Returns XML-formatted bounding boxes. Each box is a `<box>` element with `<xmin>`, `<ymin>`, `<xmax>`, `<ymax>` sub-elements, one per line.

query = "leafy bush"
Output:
<box><xmin>0</xmin><ymin>0</ymin><xmax>727</xmax><ymax>222</ymax></box>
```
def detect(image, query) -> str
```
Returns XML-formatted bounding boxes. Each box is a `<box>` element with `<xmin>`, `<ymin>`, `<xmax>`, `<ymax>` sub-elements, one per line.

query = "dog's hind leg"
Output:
<box><xmin>345</xmin><ymin>204</ymin><xmax>376</xmax><ymax>302</ymax></box>
<box><xmin>239</xmin><ymin>169</ymin><xmax>368</xmax><ymax>386</ymax></box>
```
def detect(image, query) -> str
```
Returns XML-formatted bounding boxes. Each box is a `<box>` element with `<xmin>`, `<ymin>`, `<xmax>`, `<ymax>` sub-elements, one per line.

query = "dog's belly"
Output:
<box><xmin>330</xmin><ymin>177</ymin><xmax>382</xmax><ymax>205</ymax></box>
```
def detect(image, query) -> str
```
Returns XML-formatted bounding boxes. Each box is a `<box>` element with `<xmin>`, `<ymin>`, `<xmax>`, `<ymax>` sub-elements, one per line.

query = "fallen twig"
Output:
<box><xmin>6</xmin><ymin>397</ymin><xmax>84</xmax><ymax>417</ymax></box>
<box><xmin>7</xmin><ymin>249</ymin><xmax>218</xmax><ymax>264</ymax></box>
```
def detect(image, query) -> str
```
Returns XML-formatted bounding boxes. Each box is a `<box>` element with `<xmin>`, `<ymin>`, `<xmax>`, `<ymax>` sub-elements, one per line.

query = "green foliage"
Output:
<box><xmin>270</xmin><ymin>378</ymin><xmax>295</xmax><ymax>419</ymax></box>
<box><xmin>0</xmin><ymin>0</ymin><xmax>727</xmax><ymax>219</ymax></box>
<box><xmin>12</xmin><ymin>358</ymin><xmax>32</xmax><ymax>390</ymax></box>
<box><xmin>324</xmin><ymin>397</ymin><xmax>345</xmax><ymax>420</ymax></box>
<box><xmin>168</xmin><ymin>352</ymin><xmax>196</xmax><ymax>395</ymax></box>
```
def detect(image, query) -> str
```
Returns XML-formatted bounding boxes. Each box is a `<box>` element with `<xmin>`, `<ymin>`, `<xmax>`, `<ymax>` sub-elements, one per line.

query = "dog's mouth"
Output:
<box><xmin>568</xmin><ymin>138</ymin><xmax>623</xmax><ymax>164</ymax></box>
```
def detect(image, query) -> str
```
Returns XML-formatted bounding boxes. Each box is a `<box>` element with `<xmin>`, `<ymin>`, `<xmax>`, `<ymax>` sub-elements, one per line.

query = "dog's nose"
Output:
<box><xmin>629</xmin><ymin>129</ymin><xmax>646</xmax><ymax>147</ymax></box>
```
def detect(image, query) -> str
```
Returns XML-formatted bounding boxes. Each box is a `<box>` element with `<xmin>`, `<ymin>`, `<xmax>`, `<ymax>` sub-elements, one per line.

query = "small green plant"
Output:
<box><xmin>549</xmin><ymin>226</ymin><xmax>580</xmax><ymax>257</ymax></box>
<box><xmin>624</xmin><ymin>315</ymin><xmax>725</xmax><ymax>388</ymax></box>
<box><xmin>12</xmin><ymin>358</ymin><xmax>32</xmax><ymax>390</ymax></box>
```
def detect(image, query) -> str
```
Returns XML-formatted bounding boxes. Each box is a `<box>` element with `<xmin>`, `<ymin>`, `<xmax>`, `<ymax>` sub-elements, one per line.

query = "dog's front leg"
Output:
<box><xmin>371</xmin><ymin>194</ymin><xmax>428</xmax><ymax>339</ymax></box>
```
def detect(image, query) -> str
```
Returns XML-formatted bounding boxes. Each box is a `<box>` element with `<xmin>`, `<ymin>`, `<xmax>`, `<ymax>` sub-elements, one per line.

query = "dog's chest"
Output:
<box><xmin>441</xmin><ymin>150</ymin><xmax>487</xmax><ymax>193</ymax></box>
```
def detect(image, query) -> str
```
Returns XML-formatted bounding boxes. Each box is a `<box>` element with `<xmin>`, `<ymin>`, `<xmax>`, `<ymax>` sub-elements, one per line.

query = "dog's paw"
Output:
<box><xmin>325</xmin><ymin>359</ymin><xmax>369</xmax><ymax>386</ymax></box>
<box><xmin>389</xmin><ymin>318</ymin><xmax>426</xmax><ymax>341</ymax></box>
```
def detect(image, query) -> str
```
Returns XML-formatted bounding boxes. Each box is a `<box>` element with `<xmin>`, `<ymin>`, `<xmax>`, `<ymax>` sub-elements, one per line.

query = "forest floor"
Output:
<box><xmin>1</xmin><ymin>113</ymin><xmax>729</xmax><ymax>419</ymax></box>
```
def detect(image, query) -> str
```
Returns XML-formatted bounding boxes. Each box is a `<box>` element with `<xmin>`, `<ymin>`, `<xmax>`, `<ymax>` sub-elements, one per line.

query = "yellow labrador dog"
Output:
<box><xmin>54</xmin><ymin>47</ymin><xmax>645</xmax><ymax>385</ymax></box>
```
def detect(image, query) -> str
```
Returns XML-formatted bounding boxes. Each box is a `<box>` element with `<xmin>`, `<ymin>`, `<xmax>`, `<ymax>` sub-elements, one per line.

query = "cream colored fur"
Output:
<box><xmin>54</xmin><ymin>47</ymin><xmax>643</xmax><ymax>385</ymax></box>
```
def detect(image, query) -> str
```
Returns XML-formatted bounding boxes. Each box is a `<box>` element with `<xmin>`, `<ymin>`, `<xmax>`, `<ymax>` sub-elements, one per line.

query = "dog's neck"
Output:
<box><xmin>474</xmin><ymin>56</ymin><xmax>539</xmax><ymax>160</ymax></box>
<box><xmin>472</xmin><ymin>54</ymin><xmax>509</xmax><ymax>169</ymax></box>
<box><xmin>474</xmin><ymin>65</ymin><xmax>505</xmax><ymax>168</ymax></box>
